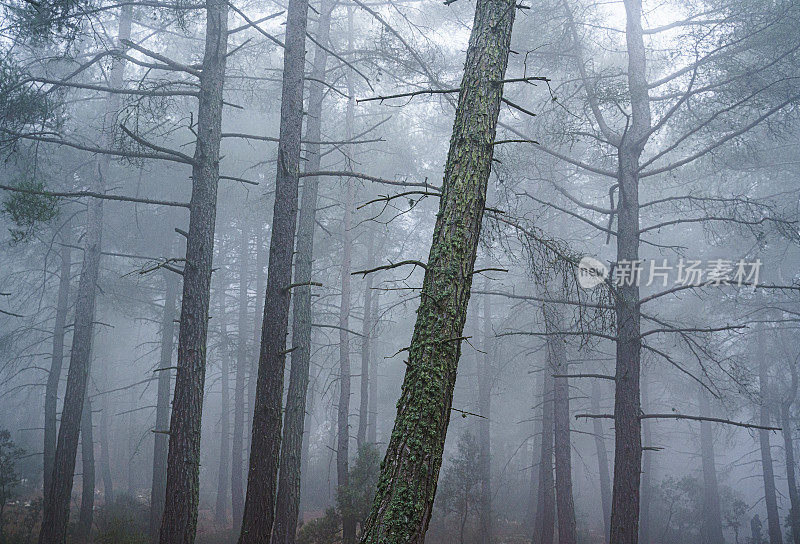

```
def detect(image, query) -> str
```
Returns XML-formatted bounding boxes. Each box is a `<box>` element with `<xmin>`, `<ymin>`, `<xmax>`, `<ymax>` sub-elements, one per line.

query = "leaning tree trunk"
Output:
<box><xmin>699</xmin><ymin>386</ymin><xmax>724</xmax><ymax>544</ymax></box>
<box><xmin>150</xmin><ymin>273</ymin><xmax>178</xmax><ymax>542</ymax></box>
<box><xmin>544</xmin><ymin>303</ymin><xmax>576</xmax><ymax>544</ymax></box>
<box><xmin>359</xmin><ymin>0</ymin><xmax>515</xmax><ymax>539</ymax></box>
<box><xmin>591</xmin><ymin>380</ymin><xmax>612</xmax><ymax>542</ymax></box>
<box><xmin>357</xmin><ymin>228</ymin><xmax>375</xmax><ymax>448</ymax></box>
<box><xmin>215</xmin><ymin>273</ymin><xmax>231</xmax><ymax>528</ymax></box>
<box><xmin>758</xmin><ymin>335</ymin><xmax>783</xmax><ymax>544</ymax></box>
<box><xmin>238</xmin><ymin>0</ymin><xmax>309</xmax><ymax>538</ymax></box>
<box><xmin>78</xmin><ymin>394</ymin><xmax>95</xmax><ymax>538</ymax></box>
<box><xmin>367</xmin><ymin>287</ymin><xmax>380</xmax><ymax>445</ymax></box>
<box><xmin>44</xmin><ymin>223</ymin><xmax>70</xmax><ymax>503</ymax></box>
<box><xmin>532</xmin><ymin>370</ymin><xmax>555</xmax><ymax>544</ymax></box>
<box><xmin>609</xmin><ymin>2</ymin><xmax>650</xmax><ymax>543</ymax></box>
<box><xmin>38</xmin><ymin>9</ymin><xmax>131</xmax><ymax>543</ymax></box>
<box><xmin>231</xmin><ymin>224</ymin><xmax>249</xmax><ymax>526</ymax></box>
<box><xmin>478</xmin><ymin>288</ymin><xmax>493</xmax><ymax>544</ymax></box>
<box><xmin>158</xmin><ymin>0</ymin><xmax>228</xmax><ymax>541</ymax></box>
<box><xmin>270</xmin><ymin>2</ymin><xmax>332</xmax><ymax>542</ymax></box>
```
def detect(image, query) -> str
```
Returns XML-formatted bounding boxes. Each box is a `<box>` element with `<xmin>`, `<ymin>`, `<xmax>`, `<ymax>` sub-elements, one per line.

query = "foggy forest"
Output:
<box><xmin>0</xmin><ymin>0</ymin><xmax>799</xmax><ymax>543</ymax></box>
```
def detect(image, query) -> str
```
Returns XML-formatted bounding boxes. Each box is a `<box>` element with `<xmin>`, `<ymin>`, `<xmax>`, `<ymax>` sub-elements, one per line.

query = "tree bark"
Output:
<box><xmin>532</xmin><ymin>370</ymin><xmax>554</xmax><ymax>544</ymax></box>
<box><xmin>699</xmin><ymin>387</ymin><xmax>724</xmax><ymax>544</ymax></box>
<box><xmin>357</xmin><ymin>228</ymin><xmax>375</xmax><ymax>448</ymax></box>
<box><xmin>231</xmin><ymin>224</ymin><xmax>249</xmax><ymax>525</ymax></box>
<box><xmin>758</xmin><ymin>334</ymin><xmax>783</xmax><ymax>544</ymax></box>
<box><xmin>150</xmin><ymin>273</ymin><xmax>178</xmax><ymax>542</ymax></box>
<box><xmin>271</xmin><ymin>2</ymin><xmax>332</xmax><ymax>540</ymax></box>
<box><xmin>544</xmin><ymin>304</ymin><xmax>576</xmax><ymax>544</ymax></box>
<box><xmin>158</xmin><ymin>0</ymin><xmax>228</xmax><ymax>541</ymax></box>
<box><xmin>215</xmin><ymin>274</ymin><xmax>231</xmax><ymax>528</ymax></box>
<box><xmin>78</xmin><ymin>394</ymin><xmax>95</xmax><ymax>537</ymax></box>
<box><xmin>238</xmin><ymin>0</ymin><xmax>309</xmax><ymax>537</ymax></box>
<box><xmin>591</xmin><ymin>380</ymin><xmax>612</xmax><ymax>542</ymax></box>
<box><xmin>478</xmin><ymin>289</ymin><xmax>493</xmax><ymax>544</ymax></box>
<box><xmin>609</xmin><ymin>2</ymin><xmax>649</xmax><ymax>544</ymax></box>
<box><xmin>38</xmin><ymin>8</ymin><xmax>131</xmax><ymax>543</ymax></box>
<box><xmin>359</xmin><ymin>0</ymin><xmax>515</xmax><ymax>539</ymax></box>
<box><xmin>44</xmin><ymin>224</ymin><xmax>71</xmax><ymax>503</ymax></box>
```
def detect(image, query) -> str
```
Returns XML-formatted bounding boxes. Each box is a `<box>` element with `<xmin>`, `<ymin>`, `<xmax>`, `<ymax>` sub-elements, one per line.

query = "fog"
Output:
<box><xmin>0</xmin><ymin>0</ymin><xmax>799</xmax><ymax>543</ymax></box>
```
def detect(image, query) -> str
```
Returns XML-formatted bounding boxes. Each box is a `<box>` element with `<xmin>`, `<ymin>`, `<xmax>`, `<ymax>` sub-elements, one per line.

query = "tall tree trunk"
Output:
<box><xmin>532</xmin><ymin>370</ymin><xmax>554</xmax><ymax>544</ymax></box>
<box><xmin>357</xmin><ymin>228</ymin><xmax>375</xmax><ymax>448</ymax></box>
<box><xmin>158</xmin><ymin>1</ymin><xmax>228</xmax><ymax>541</ymax></box>
<box><xmin>338</xmin><ymin>14</ymin><xmax>356</xmax><ymax>541</ymax></box>
<box><xmin>544</xmin><ymin>304</ymin><xmax>576</xmax><ymax>544</ymax></box>
<box><xmin>478</xmin><ymin>289</ymin><xmax>493</xmax><ymax>544</ymax></box>
<box><xmin>271</xmin><ymin>1</ymin><xmax>332</xmax><ymax>539</ymax></box>
<box><xmin>215</xmin><ymin>275</ymin><xmax>231</xmax><ymax>528</ymax></box>
<box><xmin>231</xmin><ymin>225</ymin><xmax>249</xmax><ymax>525</ymax></box>
<box><xmin>44</xmin><ymin>224</ymin><xmax>71</xmax><ymax>502</ymax></box>
<box><xmin>99</xmin><ymin>395</ymin><xmax>113</xmax><ymax>505</ymax></box>
<box><xmin>609</xmin><ymin>2</ymin><xmax>649</xmax><ymax>544</ymax></box>
<box><xmin>247</xmin><ymin>223</ymin><xmax>266</xmax><ymax>460</ymax></box>
<box><xmin>591</xmin><ymin>380</ymin><xmax>612</xmax><ymax>542</ymax></box>
<box><xmin>150</xmin><ymin>274</ymin><xmax>178</xmax><ymax>542</ymax></box>
<box><xmin>239</xmin><ymin>0</ymin><xmax>309</xmax><ymax>537</ymax></box>
<box><xmin>359</xmin><ymin>0</ymin><xmax>515</xmax><ymax>538</ymax></box>
<box><xmin>367</xmin><ymin>288</ymin><xmax>379</xmax><ymax>445</ymax></box>
<box><xmin>78</xmin><ymin>394</ymin><xmax>95</xmax><ymax>537</ymax></box>
<box><xmin>699</xmin><ymin>387</ymin><xmax>724</xmax><ymax>544</ymax></box>
<box><xmin>38</xmin><ymin>9</ymin><xmax>131</xmax><ymax>543</ymax></box>
<box><xmin>758</xmin><ymin>335</ymin><xmax>783</xmax><ymax>544</ymax></box>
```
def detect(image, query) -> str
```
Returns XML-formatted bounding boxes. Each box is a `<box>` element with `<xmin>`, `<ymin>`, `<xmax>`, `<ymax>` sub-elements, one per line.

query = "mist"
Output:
<box><xmin>0</xmin><ymin>1</ymin><xmax>799</xmax><ymax>543</ymax></box>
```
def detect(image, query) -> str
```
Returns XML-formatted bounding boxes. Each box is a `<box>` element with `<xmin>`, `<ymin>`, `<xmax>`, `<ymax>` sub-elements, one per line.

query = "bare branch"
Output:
<box><xmin>0</xmin><ymin>183</ymin><xmax>190</xmax><ymax>208</ymax></box>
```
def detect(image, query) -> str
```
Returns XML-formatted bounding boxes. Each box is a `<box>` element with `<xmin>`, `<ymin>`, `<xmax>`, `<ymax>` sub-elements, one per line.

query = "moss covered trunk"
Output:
<box><xmin>359</xmin><ymin>0</ymin><xmax>515</xmax><ymax>539</ymax></box>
